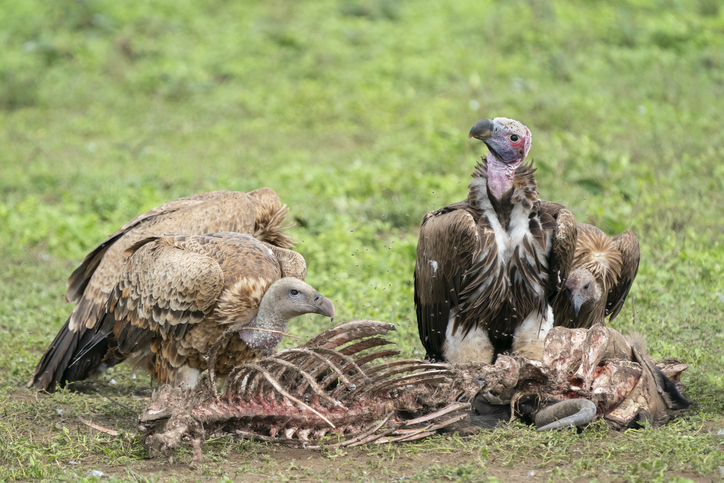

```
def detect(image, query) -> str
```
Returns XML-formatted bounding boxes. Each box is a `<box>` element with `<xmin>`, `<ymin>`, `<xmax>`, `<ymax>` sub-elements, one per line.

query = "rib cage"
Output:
<box><xmin>140</xmin><ymin>321</ymin><xmax>477</xmax><ymax>459</ymax></box>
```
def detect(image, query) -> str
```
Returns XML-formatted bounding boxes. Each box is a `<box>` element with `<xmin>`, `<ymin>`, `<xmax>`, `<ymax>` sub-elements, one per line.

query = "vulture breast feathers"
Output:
<box><xmin>30</xmin><ymin>188</ymin><xmax>298</xmax><ymax>391</ymax></box>
<box><xmin>70</xmin><ymin>233</ymin><xmax>335</xmax><ymax>389</ymax></box>
<box><xmin>552</xmin><ymin>223</ymin><xmax>640</xmax><ymax>328</ymax></box>
<box><xmin>415</xmin><ymin>117</ymin><xmax>578</xmax><ymax>364</ymax></box>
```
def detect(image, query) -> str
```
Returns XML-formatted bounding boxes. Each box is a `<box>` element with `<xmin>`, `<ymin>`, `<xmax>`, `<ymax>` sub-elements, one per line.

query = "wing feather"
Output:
<box><xmin>547</xmin><ymin>206</ymin><xmax>578</xmax><ymax>300</ymax></box>
<box><xmin>415</xmin><ymin>209</ymin><xmax>478</xmax><ymax>360</ymax></box>
<box><xmin>75</xmin><ymin>237</ymin><xmax>224</xmax><ymax>362</ymax></box>
<box><xmin>606</xmin><ymin>231</ymin><xmax>640</xmax><ymax>320</ymax></box>
<box><xmin>66</xmin><ymin>191</ymin><xmax>237</xmax><ymax>305</ymax></box>
<box><xmin>415</xmin><ymin>206</ymin><xmax>501</xmax><ymax>360</ymax></box>
<box><xmin>264</xmin><ymin>242</ymin><xmax>307</xmax><ymax>280</ymax></box>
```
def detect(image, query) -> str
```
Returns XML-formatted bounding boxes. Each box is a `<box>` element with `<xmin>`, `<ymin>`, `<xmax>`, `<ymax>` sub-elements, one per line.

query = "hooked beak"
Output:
<box><xmin>570</xmin><ymin>293</ymin><xmax>584</xmax><ymax>317</ymax></box>
<box><xmin>468</xmin><ymin>118</ymin><xmax>501</xmax><ymax>141</ymax></box>
<box><xmin>313</xmin><ymin>293</ymin><xmax>336</xmax><ymax>322</ymax></box>
<box><xmin>469</xmin><ymin>118</ymin><xmax>512</xmax><ymax>163</ymax></box>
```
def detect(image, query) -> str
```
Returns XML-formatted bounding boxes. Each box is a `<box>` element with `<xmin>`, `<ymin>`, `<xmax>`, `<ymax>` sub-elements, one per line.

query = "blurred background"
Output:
<box><xmin>0</xmin><ymin>0</ymin><xmax>722</xmax><ymax>414</ymax></box>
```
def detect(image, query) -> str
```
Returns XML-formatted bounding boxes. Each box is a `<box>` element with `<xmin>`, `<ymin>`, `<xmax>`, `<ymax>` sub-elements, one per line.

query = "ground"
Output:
<box><xmin>1</xmin><ymin>0</ymin><xmax>723</xmax><ymax>481</ymax></box>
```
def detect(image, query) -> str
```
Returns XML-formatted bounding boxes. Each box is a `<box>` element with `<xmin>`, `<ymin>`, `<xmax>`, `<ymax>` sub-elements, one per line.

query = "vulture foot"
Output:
<box><xmin>140</xmin><ymin>385</ymin><xmax>205</xmax><ymax>463</ymax></box>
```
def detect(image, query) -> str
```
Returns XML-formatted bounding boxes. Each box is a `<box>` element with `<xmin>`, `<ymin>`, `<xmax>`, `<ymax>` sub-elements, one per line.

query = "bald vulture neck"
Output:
<box><xmin>486</xmin><ymin>153</ymin><xmax>519</xmax><ymax>201</ymax></box>
<box><xmin>240</xmin><ymin>291</ymin><xmax>289</xmax><ymax>350</ymax></box>
<box><xmin>255</xmin><ymin>299</ymin><xmax>287</xmax><ymax>328</ymax></box>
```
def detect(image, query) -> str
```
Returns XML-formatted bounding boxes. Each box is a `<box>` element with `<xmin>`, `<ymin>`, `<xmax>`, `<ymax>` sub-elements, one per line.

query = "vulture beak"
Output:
<box><xmin>469</xmin><ymin>118</ymin><xmax>516</xmax><ymax>164</ymax></box>
<box><xmin>571</xmin><ymin>293</ymin><xmax>584</xmax><ymax>317</ymax></box>
<box><xmin>468</xmin><ymin>118</ymin><xmax>501</xmax><ymax>141</ymax></box>
<box><xmin>312</xmin><ymin>293</ymin><xmax>336</xmax><ymax>322</ymax></box>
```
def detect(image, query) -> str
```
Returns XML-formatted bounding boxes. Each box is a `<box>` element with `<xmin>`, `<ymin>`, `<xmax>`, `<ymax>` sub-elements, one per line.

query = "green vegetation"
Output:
<box><xmin>1</xmin><ymin>0</ymin><xmax>722</xmax><ymax>480</ymax></box>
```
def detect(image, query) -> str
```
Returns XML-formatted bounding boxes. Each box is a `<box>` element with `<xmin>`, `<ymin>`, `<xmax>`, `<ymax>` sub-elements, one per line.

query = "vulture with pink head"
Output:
<box><xmin>415</xmin><ymin>117</ymin><xmax>578</xmax><ymax>364</ymax></box>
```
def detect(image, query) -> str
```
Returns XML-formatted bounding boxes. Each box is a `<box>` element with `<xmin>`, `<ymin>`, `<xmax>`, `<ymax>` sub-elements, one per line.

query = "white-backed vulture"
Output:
<box><xmin>67</xmin><ymin>232</ymin><xmax>335</xmax><ymax>388</ymax></box>
<box><xmin>414</xmin><ymin>117</ymin><xmax>578</xmax><ymax>364</ymax></box>
<box><xmin>30</xmin><ymin>188</ymin><xmax>296</xmax><ymax>391</ymax></box>
<box><xmin>552</xmin><ymin>223</ymin><xmax>640</xmax><ymax>328</ymax></box>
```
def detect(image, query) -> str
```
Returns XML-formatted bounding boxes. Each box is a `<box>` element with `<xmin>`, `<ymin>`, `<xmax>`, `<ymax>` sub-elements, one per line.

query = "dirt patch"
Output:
<box><xmin>93</xmin><ymin>443</ymin><xmax>540</xmax><ymax>482</ymax></box>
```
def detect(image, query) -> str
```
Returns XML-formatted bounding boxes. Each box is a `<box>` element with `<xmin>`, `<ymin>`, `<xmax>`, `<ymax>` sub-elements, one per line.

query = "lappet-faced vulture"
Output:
<box><xmin>552</xmin><ymin>223</ymin><xmax>640</xmax><ymax>328</ymax></box>
<box><xmin>30</xmin><ymin>188</ymin><xmax>300</xmax><ymax>391</ymax></box>
<box><xmin>66</xmin><ymin>232</ymin><xmax>335</xmax><ymax>389</ymax></box>
<box><xmin>414</xmin><ymin>118</ymin><xmax>578</xmax><ymax>364</ymax></box>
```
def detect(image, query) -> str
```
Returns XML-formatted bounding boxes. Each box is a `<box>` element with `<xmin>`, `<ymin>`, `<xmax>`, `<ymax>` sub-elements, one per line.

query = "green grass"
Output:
<box><xmin>1</xmin><ymin>0</ymin><xmax>723</xmax><ymax>481</ymax></box>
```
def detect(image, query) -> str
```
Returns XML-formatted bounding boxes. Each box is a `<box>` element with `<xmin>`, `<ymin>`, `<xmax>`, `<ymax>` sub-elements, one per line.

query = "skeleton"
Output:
<box><xmin>139</xmin><ymin>321</ymin><xmax>689</xmax><ymax>464</ymax></box>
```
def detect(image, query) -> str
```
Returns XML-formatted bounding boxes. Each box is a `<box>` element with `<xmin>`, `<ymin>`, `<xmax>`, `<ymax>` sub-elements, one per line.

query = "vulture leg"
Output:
<box><xmin>510</xmin><ymin>306</ymin><xmax>554</xmax><ymax>361</ymax></box>
<box><xmin>175</xmin><ymin>366</ymin><xmax>201</xmax><ymax>390</ymax></box>
<box><xmin>443</xmin><ymin>321</ymin><xmax>495</xmax><ymax>364</ymax></box>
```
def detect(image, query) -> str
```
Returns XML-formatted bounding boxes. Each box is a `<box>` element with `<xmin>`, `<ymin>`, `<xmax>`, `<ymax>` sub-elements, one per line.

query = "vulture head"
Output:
<box><xmin>239</xmin><ymin>277</ymin><xmax>335</xmax><ymax>350</ymax></box>
<box><xmin>469</xmin><ymin>117</ymin><xmax>532</xmax><ymax>166</ymax></box>
<box><xmin>469</xmin><ymin>117</ymin><xmax>532</xmax><ymax>199</ymax></box>
<box><xmin>564</xmin><ymin>268</ymin><xmax>602</xmax><ymax>316</ymax></box>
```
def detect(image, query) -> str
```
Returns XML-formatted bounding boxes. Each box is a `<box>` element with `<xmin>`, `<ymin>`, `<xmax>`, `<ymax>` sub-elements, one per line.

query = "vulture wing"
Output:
<box><xmin>605</xmin><ymin>231</ymin><xmax>640</xmax><ymax>320</ymax></box>
<box><xmin>70</xmin><ymin>236</ymin><xmax>225</xmax><ymax>377</ymax></box>
<box><xmin>66</xmin><ymin>189</ymin><xmax>291</xmax><ymax>327</ymax></box>
<box><xmin>537</xmin><ymin>201</ymin><xmax>578</xmax><ymax>300</ymax></box>
<box><xmin>414</xmin><ymin>205</ymin><xmax>501</xmax><ymax>361</ymax></box>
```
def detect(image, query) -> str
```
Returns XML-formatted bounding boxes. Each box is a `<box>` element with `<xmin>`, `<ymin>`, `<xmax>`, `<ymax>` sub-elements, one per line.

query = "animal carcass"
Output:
<box><xmin>139</xmin><ymin>321</ymin><xmax>689</xmax><ymax>464</ymax></box>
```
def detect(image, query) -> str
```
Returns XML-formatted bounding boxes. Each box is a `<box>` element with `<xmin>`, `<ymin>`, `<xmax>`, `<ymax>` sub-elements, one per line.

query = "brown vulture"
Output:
<box><xmin>64</xmin><ymin>232</ymin><xmax>335</xmax><ymax>388</ymax></box>
<box><xmin>552</xmin><ymin>223</ymin><xmax>640</xmax><ymax>328</ymax></box>
<box><xmin>30</xmin><ymin>188</ymin><xmax>301</xmax><ymax>391</ymax></box>
<box><xmin>414</xmin><ymin>117</ymin><xmax>578</xmax><ymax>364</ymax></box>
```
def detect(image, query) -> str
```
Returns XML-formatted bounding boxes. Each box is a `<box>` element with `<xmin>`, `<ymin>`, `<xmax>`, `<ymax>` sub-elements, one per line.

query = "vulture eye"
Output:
<box><xmin>290</xmin><ymin>289</ymin><xmax>300</xmax><ymax>296</ymax></box>
<box><xmin>510</xmin><ymin>134</ymin><xmax>519</xmax><ymax>142</ymax></box>
<box><xmin>583</xmin><ymin>283</ymin><xmax>590</xmax><ymax>290</ymax></box>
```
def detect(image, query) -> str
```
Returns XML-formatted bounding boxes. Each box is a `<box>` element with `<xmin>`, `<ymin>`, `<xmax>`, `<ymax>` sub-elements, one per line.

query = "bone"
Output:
<box><xmin>263</xmin><ymin>358</ymin><xmax>346</xmax><ymax>409</ymax></box>
<box><xmin>141</xmin><ymin>322</ymin><xmax>690</xmax><ymax>462</ymax></box>
<box><xmin>338</xmin><ymin>337</ymin><xmax>396</xmax><ymax>357</ymax></box>
<box><xmin>304</xmin><ymin>320</ymin><xmax>396</xmax><ymax>349</ymax></box>
<box><xmin>246</xmin><ymin>362</ymin><xmax>336</xmax><ymax>429</ymax></box>
<box><xmin>356</xmin><ymin>370</ymin><xmax>452</xmax><ymax>398</ymax></box>
<box><xmin>535</xmin><ymin>398</ymin><xmax>598</xmax><ymax>431</ymax></box>
<box><xmin>351</xmin><ymin>348</ymin><xmax>403</xmax><ymax>367</ymax></box>
<box><xmin>402</xmin><ymin>402</ymin><xmax>471</xmax><ymax>426</ymax></box>
<box><xmin>277</xmin><ymin>348</ymin><xmax>357</xmax><ymax>392</ymax></box>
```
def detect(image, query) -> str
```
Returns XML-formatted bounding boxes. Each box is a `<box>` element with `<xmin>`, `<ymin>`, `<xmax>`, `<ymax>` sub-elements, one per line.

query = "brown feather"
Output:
<box><xmin>552</xmin><ymin>224</ymin><xmax>640</xmax><ymax>328</ymax></box>
<box><xmin>70</xmin><ymin>233</ymin><xmax>306</xmax><ymax>386</ymax></box>
<box><xmin>30</xmin><ymin>189</ymin><xmax>295</xmax><ymax>391</ymax></box>
<box><xmin>607</xmin><ymin>230</ymin><xmax>641</xmax><ymax>320</ymax></box>
<box><xmin>415</xmin><ymin>158</ymin><xmax>578</xmax><ymax>362</ymax></box>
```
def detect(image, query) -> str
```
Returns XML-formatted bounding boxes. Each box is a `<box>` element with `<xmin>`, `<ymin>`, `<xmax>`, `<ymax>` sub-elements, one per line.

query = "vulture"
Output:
<box><xmin>30</xmin><ymin>188</ymin><xmax>299</xmax><ymax>391</ymax></box>
<box><xmin>66</xmin><ymin>232</ymin><xmax>335</xmax><ymax>389</ymax></box>
<box><xmin>552</xmin><ymin>223</ymin><xmax>640</xmax><ymax>328</ymax></box>
<box><xmin>414</xmin><ymin>117</ymin><xmax>577</xmax><ymax>364</ymax></box>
